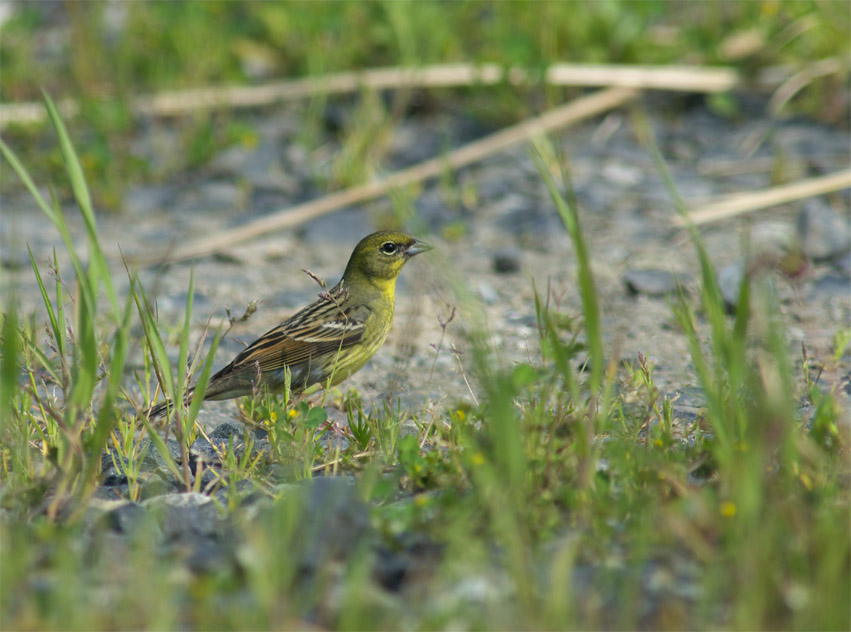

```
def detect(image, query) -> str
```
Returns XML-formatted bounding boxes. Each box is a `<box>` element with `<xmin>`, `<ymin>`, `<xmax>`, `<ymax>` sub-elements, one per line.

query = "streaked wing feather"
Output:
<box><xmin>211</xmin><ymin>298</ymin><xmax>369</xmax><ymax>381</ymax></box>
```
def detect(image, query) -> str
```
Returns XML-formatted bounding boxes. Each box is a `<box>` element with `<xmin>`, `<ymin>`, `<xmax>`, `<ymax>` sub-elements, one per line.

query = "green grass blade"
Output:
<box><xmin>187</xmin><ymin>328</ymin><xmax>223</xmax><ymax>422</ymax></box>
<box><xmin>175</xmin><ymin>269</ymin><xmax>195</xmax><ymax>412</ymax></box>
<box><xmin>79</xmin><ymin>288</ymin><xmax>136</xmax><ymax>499</ymax></box>
<box><xmin>53</xmin><ymin>249</ymin><xmax>67</xmax><ymax>359</ymax></box>
<box><xmin>133</xmin><ymin>284</ymin><xmax>174</xmax><ymax>406</ymax></box>
<box><xmin>532</xmin><ymin>150</ymin><xmax>603</xmax><ymax>392</ymax></box>
<box><xmin>0</xmin><ymin>309</ymin><xmax>19</xmax><ymax>426</ymax></box>
<box><xmin>42</xmin><ymin>92</ymin><xmax>120</xmax><ymax>319</ymax></box>
<box><xmin>24</xmin><ymin>342</ymin><xmax>63</xmax><ymax>387</ymax></box>
<box><xmin>140</xmin><ymin>417</ymin><xmax>184</xmax><ymax>482</ymax></box>
<box><xmin>27</xmin><ymin>246</ymin><xmax>63</xmax><ymax>358</ymax></box>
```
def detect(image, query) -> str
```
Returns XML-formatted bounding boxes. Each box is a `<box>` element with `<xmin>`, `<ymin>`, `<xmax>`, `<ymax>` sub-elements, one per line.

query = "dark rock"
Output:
<box><xmin>798</xmin><ymin>201</ymin><xmax>851</xmax><ymax>261</ymax></box>
<box><xmin>374</xmin><ymin>533</ymin><xmax>443</xmax><ymax>592</ymax></box>
<box><xmin>213</xmin><ymin>479</ymin><xmax>258</xmax><ymax>508</ymax></box>
<box><xmin>0</xmin><ymin>245</ymin><xmax>28</xmax><ymax>270</ymax></box>
<box><xmin>493</xmin><ymin>250</ymin><xmax>521</xmax><ymax>274</ymax></box>
<box><xmin>717</xmin><ymin>260</ymin><xmax>746</xmax><ymax>312</ymax></box>
<box><xmin>259</xmin><ymin>476</ymin><xmax>370</xmax><ymax>573</ymax></box>
<box><xmin>834</xmin><ymin>251</ymin><xmax>851</xmax><ymax>277</ymax></box>
<box><xmin>196</xmin><ymin>466</ymin><xmax>222</xmax><ymax>492</ymax></box>
<box><xmin>141</xmin><ymin>438</ymin><xmax>183</xmax><ymax>471</ymax></box>
<box><xmin>192</xmin><ymin>422</ymin><xmax>248</xmax><ymax>462</ymax></box>
<box><xmin>101</xmin><ymin>502</ymin><xmax>153</xmax><ymax>535</ymax></box>
<box><xmin>101</xmin><ymin>468</ymin><xmax>129</xmax><ymax>487</ymax></box>
<box><xmin>93</xmin><ymin>484</ymin><xmax>130</xmax><ymax>501</ymax></box>
<box><xmin>139</xmin><ymin>470</ymin><xmax>178</xmax><ymax>500</ymax></box>
<box><xmin>183</xmin><ymin>534</ymin><xmax>234</xmax><ymax>574</ymax></box>
<box><xmin>211</xmin><ymin>422</ymin><xmax>245</xmax><ymax>441</ymax></box>
<box><xmin>623</xmin><ymin>268</ymin><xmax>681</xmax><ymax>297</ymax></box>
<box><xmin>810</xmin><ymin>274</ymin><xmax>850</xmax><ymax>299</ymax></box>
<box><xmin>144</xmin><ymin>492</ymin><xmax>220</xmax><ymax>538</ymax></box>
<box><xmin>317</xmin><ymin>430</ymin><xmax>351</xmax><ymax>452</ymax></box>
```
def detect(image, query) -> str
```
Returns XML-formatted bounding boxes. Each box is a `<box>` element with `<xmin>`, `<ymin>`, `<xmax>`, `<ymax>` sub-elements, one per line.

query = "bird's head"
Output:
<box><xmin>342</xmin><ymin>230</ymin><xmax>431</xmax><ymax>290</ymax></box>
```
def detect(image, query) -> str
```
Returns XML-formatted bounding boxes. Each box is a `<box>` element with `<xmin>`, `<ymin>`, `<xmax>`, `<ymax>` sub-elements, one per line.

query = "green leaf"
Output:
<box><xmin>303</xmin><ymin>406</ymin><xmax>328</xmax><ymax>429</ymax></box>
<box><xmin>510</xmin><ymin>364</ymin><xmax>538</xmax><ymax>389</ymax></box>
<box><xmin>0</xmin><ymin>309</ymin><xmax>19</xmax><ymax>425</ymax></box>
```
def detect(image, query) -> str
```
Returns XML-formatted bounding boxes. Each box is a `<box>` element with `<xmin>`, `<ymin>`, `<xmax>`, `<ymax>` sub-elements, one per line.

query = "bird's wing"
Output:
<box><xmin>211</xmin><ymin>297</ymin><xmax>370</xmax><ymax>380</ymax></box>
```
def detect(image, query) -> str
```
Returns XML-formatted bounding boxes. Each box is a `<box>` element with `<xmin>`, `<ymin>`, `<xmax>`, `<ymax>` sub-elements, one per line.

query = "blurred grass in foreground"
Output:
<box><xmin>1</xmin><ymin>99</ymin><xmax>848</xmax><ymax>630</ymax></box>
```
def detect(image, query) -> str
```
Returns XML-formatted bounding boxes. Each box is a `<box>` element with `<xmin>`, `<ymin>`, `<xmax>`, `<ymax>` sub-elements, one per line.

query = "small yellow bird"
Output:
<box><xmin>148</xmin><ymin>230</ymin><xmax>430</xmax><ymax>418</ymax></box>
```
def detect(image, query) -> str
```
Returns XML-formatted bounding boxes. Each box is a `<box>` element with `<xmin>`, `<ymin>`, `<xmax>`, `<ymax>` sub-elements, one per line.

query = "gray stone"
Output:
<box><xmin>717</xmin><ymin>260</ymin><xmax>746</xmax><ymax>312</ymax></box>
<box><xmin>0</xmin><ymin>244</ymin><xmax>28</xmax><ymax>270</ymax></box>
<box><xmin>101</xmin><ymin>502</ymin><xmax>153</xmax><ymax>535</ymax></box>
<box><xmin>144</xmin><ymin>492</ymin><xmax>220</xmax><ymax>538</ymax></box>
<box><xmin>623</xmin><ymin>268</ymin><xmax>681</xmax><ymax>297</ymax></box>
<box><xmin>834</xmin><ymin>252</ymin><xmax>851</xmax><ymax>277</ymax></box>
<box><xmin>141</xmin><ymin>438</ymin><xmax>183</xmax><ymax>471</ymax></box>
<box><xmin>191</xmin><ymin>422</ymin><xmax>247</xmax><ymax>461</ymax></box>
<box><xmin>798</xmin><ymin>201</ymin><xmax>851</xmax><ymax>261</ymax></box>
<box><xmin>493</xmin><ymin>250</ymin><xmax>521</xmax><ymax>274</ymax></box>
<box><xmin>259</xmin><ymin>476</ymin><xmax>370</xmax><ymax>572</ymax></box>
<box><xmin>810</xmin><ymin>274</ymin><xmax>850</xmax><ymax>299</ymax></box>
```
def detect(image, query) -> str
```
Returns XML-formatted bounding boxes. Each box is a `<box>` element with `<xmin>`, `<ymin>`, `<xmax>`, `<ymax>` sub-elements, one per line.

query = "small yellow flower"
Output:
<box><xmin>720</xmin><ymin>501</ymin><xmax>737</xmax><ymax>518</ymax></box>
<box><xmin>241</xmin><ymin>132</ymin><xmax>259</xmax><ymax>149</ymax></box>
<box><xmin>269</xmin><ymin>411</ymin><xmax>278</xmax><ymax>423</ymax></box>
<box><xmin>288</xmin><ymin>409</ymin><xmax>298</xmax><ymax>419</ymax></box>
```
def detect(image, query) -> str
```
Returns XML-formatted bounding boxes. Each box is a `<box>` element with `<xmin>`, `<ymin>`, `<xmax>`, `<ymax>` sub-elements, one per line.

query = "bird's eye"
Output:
<box><xmin>380</xmin><ymin>242</ymin><xmax>398</xmax><ymax>255</ymax></box>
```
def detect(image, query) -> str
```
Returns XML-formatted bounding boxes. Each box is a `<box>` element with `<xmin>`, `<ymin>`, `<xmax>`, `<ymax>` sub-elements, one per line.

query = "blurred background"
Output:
<box><xmin>1</xmin><ymin>0</ymin><xmax>847</xmax><ymax>209</ymax></box>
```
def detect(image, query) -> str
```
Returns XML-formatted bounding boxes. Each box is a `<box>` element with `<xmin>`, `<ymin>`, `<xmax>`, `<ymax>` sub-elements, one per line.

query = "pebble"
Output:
<box><xmin>623</xmin><ymin>268</ymin><xmax>681</xmax><ymax>297</ymax></box>
<box><xmin>191</xmin><ymin>421</ymin><xmax>248</xmax><ymax>462</ymax></box>
<box><xmin>100</xmin><ymin>502</ymin><xmax>153</xmax><ymax>535</ymax></box>
<box><xmin>493</xmin><ymin>249</ymin><xmax>521</xmax><ymax>274</ymax></box>
<box><xmin>798</xmin><ymin>200</ymin><xmax>851</xmax><ymax>261</ymax></box>
<box><xmin>0</xmin><ymin>245</ymin><xmax>30</xmax><ymax>270</ymax></box>
<box><xmin>144</xmin><ymin>492</ymin><xmax>220</xmax><ymax>537</ymax></box>
<box><xmin>833</xmin><ymin>252</ymin><xmax>851</xmax><ymax>277</ymax></box>
<box><xmin>810</xmin><ymin>274</ymin><xmax>850</xmax><ymax>299</ymax></box>
<box><xmin>259</xmin><ymin>476</ymin><xmax>370</xmax><ymax>572</ymax></box>
<box><xmin>717</xmin><ymin>259</ymin><xmax>746</xmax><ymax>312</ymax></box>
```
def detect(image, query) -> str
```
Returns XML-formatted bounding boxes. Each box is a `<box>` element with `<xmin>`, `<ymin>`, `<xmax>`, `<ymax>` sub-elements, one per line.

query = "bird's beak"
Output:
<box><xmin>405</xmin><ymin>239</ymin><xmax>432</xmax><ymax>257</ymax></box>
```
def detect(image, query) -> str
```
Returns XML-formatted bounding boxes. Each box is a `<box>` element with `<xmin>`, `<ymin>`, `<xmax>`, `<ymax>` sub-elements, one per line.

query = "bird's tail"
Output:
<box><xmin>145</xmin><ymin>386</ymin><xmax>197</xmax><ymax>419</ymax></box>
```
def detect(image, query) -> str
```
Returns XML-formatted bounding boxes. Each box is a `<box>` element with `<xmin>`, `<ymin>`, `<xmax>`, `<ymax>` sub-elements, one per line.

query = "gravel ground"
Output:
<box><xmin>4</xmin><ymin>93</ymin><xmax>849</xmax><ymax>420</ymax></box>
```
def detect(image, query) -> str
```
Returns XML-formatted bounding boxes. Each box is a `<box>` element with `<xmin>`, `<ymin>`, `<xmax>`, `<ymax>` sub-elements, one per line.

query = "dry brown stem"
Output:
<box><xmin>136</xmin><ymin>87</ymin><xmax>639</xmax><ymax>264</ymax></box>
